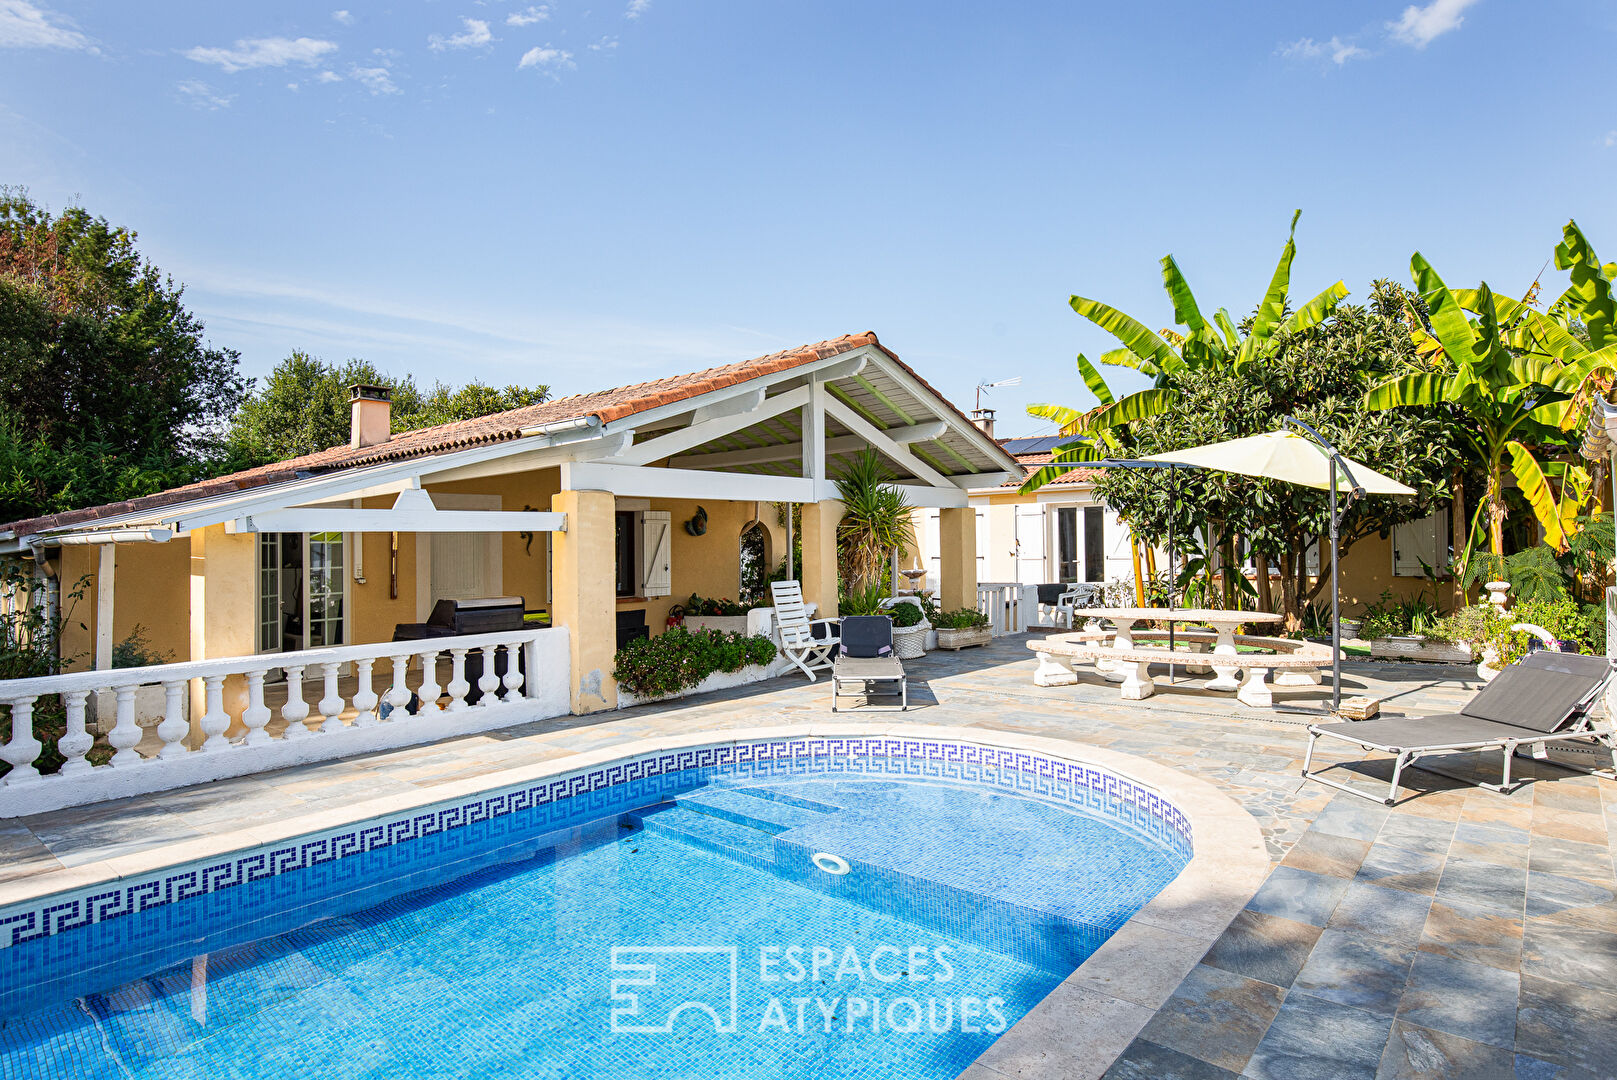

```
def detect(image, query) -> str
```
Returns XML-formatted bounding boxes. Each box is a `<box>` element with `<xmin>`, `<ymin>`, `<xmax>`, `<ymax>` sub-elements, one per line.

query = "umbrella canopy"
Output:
<box><xmin>1141</xmin><ymin>430</ymin><xmax>1415</xmax><ymax>495</ymax></box>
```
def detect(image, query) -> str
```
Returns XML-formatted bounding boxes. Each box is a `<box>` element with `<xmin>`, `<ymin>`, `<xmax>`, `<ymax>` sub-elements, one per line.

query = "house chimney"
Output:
<box><xmin>350</xmin><ymin>384</ymin><xmax>392</xmax><ymax>448</ymax></box>
<box><xmin>971</xmin><ymin>408</ymin><xmax>996</xmax><ymax>439</ymax></box>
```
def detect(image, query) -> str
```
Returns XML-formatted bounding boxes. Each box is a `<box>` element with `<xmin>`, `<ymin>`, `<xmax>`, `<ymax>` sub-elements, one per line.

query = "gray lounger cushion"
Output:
<box><xmin>1459</xmin><ymin>651</ymin><xmax>1610</xmax><ymax>732</ymax></box>
<box><xmin>834</xmin><ymin>656</ymin><xmax>905</xmax><ymax>681</ymax></box>
<box><xmin>1313</xmin><ymin>713</ymin><xmax>1541</xmax><ymax>749</ymax></box>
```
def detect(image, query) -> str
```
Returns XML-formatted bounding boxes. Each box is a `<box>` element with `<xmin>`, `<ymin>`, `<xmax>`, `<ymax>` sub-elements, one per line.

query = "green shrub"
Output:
<box><xmin>933</xmin><ymin>607</ymin><xmax>989</xmax><ymax>630</ymax></box>
<box><xmin>683</xmin><ymin>594</ymin><xmax>756</xmax><ymax>617</ymax></box>
<box><xmin>612</xmin><ymin>627</ymin><xmax>777</xmax><ymax>700</ymax></box>
<box><xmin>887</xmin><ymin>602</ymin><xmax>924</xmax><ymax>628</ymax></box>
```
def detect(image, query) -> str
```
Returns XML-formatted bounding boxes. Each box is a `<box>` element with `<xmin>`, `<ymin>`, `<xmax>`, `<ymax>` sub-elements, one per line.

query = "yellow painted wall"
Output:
<box><xmin>1334</xmin><ymin>533</ymin><xmax>1450</xmax><ymax>615</ymax></box>
<box><xmin>59</xmin><ymin>541</ymin><xmax>192</xmax><ymax>672</ymax></box>
<box><xmin>614</xmin><ymin>498</ymin><xmax>782</xmax><ymax>633</ymax></box>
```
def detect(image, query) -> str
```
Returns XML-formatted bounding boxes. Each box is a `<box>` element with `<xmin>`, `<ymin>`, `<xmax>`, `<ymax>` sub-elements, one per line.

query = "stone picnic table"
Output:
<box><xmin>1075</xmin><ymin>607</ymin><xmax>1284</xmax><ymax>692</ymax></box>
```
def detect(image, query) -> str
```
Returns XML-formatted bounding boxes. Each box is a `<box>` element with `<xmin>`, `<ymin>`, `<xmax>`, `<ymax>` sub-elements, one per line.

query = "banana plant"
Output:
<box><xmin>1365</xmin><ymin>253</ymin><xmax>1585</xmax><ymax>566</ymax></box>
<box><xmin>1024</xmin><ymin>210</ymin><xmax>1347</xmax><ymax>493</ymax></box>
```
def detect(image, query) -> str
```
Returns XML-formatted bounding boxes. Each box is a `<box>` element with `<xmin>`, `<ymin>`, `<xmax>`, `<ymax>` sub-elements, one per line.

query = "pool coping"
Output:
<box><xmin>0</xmin><ymin>722</ymin><xmax>1267</xmax><ymax>1080</ymax></box>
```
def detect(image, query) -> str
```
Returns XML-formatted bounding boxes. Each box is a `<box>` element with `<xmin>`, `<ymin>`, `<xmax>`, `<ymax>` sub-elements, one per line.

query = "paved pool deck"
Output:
<box><xmin>5</xmin><ymin>636</ymin><xmax>1615</xmax><ymax>1080</ymax></box>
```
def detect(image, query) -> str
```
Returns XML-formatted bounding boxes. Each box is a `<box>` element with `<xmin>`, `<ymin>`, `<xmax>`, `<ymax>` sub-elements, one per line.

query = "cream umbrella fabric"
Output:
<box><xmin>1141</xmin><ymin>430</ymin><xmax>1415</xmax><ymax>495</ymax></box>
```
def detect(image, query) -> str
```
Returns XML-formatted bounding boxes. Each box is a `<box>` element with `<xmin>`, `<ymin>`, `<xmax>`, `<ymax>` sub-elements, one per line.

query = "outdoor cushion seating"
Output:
<box><xmin>770</xmin><ymin>580</ymin><xmax>839</xmax><ymax>682</ymax></box>
<box><xmin>1302</xmin><ymin>650</ymin><xmax>1615</xmax><ymax>804</ymax></box>
<box><xmin>831</xmin><ymin>615</ymin><xmax>907</xmax><ymax>711</ymax></box>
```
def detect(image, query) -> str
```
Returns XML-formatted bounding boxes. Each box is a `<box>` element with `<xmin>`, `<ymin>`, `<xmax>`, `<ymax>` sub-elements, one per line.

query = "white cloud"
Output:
<box><xmin>176</xmin><ymin>80</ymin><xmax>233</xmax><ymax>110</ymax></box>
<box><xmin>1279</xmin><ymin>35</ymin><xmax>1368</xmax><ymax>65</ymax></box>
<box><xmin>626</xmin><ymin>0</ymin><xmax>651</xmax><ymax>18</ymax></box>
<box><xmin>590</xmin><ymin>36</ymin><xmax>619</xmax><ymax>51</ymax></box>
<box><xmin>350</xmin><ymin>64</ymin><xmax>399</xmax><ymax>95</ymax></box>
<box><xmin>1606</xmin><ymin>131</ymin><xmax>1617</xmax><ymax>148</ymax></box>
<box><xmin>186</xmin><ymin>36</ymin><xmax>338</xmax><ymax>73</ymax></box>
<box><xmin>507</xmin><ymin>6</ymin><xmax>549</xmax><ymax>27</ymax></box>
<box><xmin>1387</xmin><ymin>0</ymin><xmax>1480</xmax><ymax>48</ymax></box>
<box><xmin>317</xmin><ymin>69</ymin><xmax>342</xmax><ymax>83</ymax></box>
<box><xmin>331</xmin><ymin>9</ymin><xmax>354</xmax><ymax>25</ymax></box>
<box><xmin>518</xmin><ymin>44</ymin><xmax>574</xmax><ymax>70</ymax></box>
<box><xmin>428</xmin><ymin>17</ymin><xmax>492</xmax><ymax>50</ymax></box>
<box><xmin>0</xmin><ymin>0</ymin><xmax>88</xmax><ymax>49</ymax></box>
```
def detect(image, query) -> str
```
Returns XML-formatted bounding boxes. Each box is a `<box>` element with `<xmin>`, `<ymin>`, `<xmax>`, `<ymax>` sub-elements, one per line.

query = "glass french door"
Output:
<box><xmin>259</xmin><ymin>532</ymin><xmax>346</xmax><ymax>653</ymax></box>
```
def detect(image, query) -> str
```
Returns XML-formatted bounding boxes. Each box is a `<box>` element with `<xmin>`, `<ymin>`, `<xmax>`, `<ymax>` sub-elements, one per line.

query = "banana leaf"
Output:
<box><xmin>1279</xmin><ymin>281</ymin><xmax>1349</xmax><ymax>335</ymax></box>
<box><xmin>1410</xmin><ymin>253</ymin><xmax>1485</xmax><ymax>387</ymax></box>
<box><xmin>1082</xmin><ymin>388</ymin><xmax>1177</xmax><ymax>432</ymax></box>
<box><xmin>1074</xmin><ymin>353</ymin><xmax>1114</xmax><ymax>406</ymax></box>
<box><xmin>1159</xmin><ymin>255</ymin><xmax>1207</xmax><ymax>334</ymax></box>
<box><xmin>1213</xmin><ymin>309</ymin><xmax>1242</xmax><ymax>350</ymax></box>
<box><xmin>1363</xmin><ymin>373</ymin><xmax>1455</xmax><ymax>410</ymax></box>
<box><xmin>1506</xmin><ymin>440</ymin><xmax>1569</xmax><ymax>551</ymax></box>
<box><xmin>1069</xmin><ymin>295</ymin><xmax>1183</xmax><ymax>374</ymax></box>
<box><xmin>1554</xmin><ymin>220</ymin><xmax>1616</xmax><ymax>349</ymax></box>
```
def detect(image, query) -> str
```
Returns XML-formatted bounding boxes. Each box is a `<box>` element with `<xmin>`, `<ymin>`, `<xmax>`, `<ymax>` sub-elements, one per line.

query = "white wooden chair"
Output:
<box><xmin>770</xmin><ymin>580</ymin><xmax>839</xmax><ymax>681</ymax></box>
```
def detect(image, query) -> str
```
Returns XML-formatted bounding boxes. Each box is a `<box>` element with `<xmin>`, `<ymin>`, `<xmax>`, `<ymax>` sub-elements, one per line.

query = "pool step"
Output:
<box><xmin>673</xmin><ymin>788</ymin><xmax>830</xmax><ymax>833</ymax></box>
<box><xmin>628</xmin><ymin>804</ymin><xmax>779</xmax><ymax>868</ymax></box>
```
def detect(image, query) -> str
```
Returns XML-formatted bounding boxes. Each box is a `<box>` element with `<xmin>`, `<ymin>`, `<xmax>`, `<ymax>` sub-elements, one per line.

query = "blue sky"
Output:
<box><xmin>3</xmin><ymin>0</ymin><xmax>1614</xmax><ymax>436</ymax></box>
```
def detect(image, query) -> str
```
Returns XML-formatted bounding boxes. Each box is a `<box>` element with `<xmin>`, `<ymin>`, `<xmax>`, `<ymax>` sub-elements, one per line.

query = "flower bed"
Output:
<box><xmin>612</xmin><ymin>627</ymin><xmax>778</xmax><ymax>705</ymax></box>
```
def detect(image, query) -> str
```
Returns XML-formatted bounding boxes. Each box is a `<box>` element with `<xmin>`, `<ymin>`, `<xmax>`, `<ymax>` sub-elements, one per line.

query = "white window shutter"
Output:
<box><xmin>640</xmin><ymin>511</ymin><xmax>672</xmax><ymax>597</ymax></box>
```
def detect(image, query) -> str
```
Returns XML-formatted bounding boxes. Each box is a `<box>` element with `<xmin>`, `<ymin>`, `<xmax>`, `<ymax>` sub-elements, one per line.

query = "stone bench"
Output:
<box><xmin>1027</xmin><ymin>633</ymin><xmax>1337</xmax><ymax>708</ymax></box>
<box><xmin>1058</xmin><ymin>627</ymin><xmax>1333</xmax><ymax>686</ymax></box>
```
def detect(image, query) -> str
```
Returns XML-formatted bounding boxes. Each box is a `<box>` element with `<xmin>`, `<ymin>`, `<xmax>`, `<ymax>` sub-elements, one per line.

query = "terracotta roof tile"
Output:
<box><xmin>5</xmin><ymin>331</ymin><xmax>999</xmax><ymax>537</ymax></box>
<box><xmin>998</xmin><ymin>450</ymin><xmax>1102</xmax><ymax>488</ymax></box>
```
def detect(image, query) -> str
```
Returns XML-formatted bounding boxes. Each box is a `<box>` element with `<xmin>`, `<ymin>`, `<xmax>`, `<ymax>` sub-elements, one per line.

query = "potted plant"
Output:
<box><xmin>883</xmin><ymin>597</ymin><xmax>930</xmax><ymax>659</ymax></box>
<box><xmin>933</xmin><ymin>607</ymin><xmax>991</xmax><ymax>650</ymax></box>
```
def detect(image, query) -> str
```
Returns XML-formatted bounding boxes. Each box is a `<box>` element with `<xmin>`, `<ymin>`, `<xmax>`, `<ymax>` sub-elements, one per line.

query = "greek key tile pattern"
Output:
<box><xmin>0</xmin><ymin>738</ymin><xmax>1190</xmax><ymax>956</ymax></box>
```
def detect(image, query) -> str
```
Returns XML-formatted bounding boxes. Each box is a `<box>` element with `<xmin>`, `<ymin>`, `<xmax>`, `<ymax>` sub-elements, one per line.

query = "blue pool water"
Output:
<box><xmin>0</xmin><ymin>750</ymin><xmax>1187</xmax><ymax>1080</ymax></box>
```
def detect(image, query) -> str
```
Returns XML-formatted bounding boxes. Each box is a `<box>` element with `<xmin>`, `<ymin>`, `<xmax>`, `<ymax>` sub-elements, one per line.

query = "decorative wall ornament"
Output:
<box><xmin>684</xmin><ymin>505</ymin><xmax>709</xmax><ymax>536</ymax></box>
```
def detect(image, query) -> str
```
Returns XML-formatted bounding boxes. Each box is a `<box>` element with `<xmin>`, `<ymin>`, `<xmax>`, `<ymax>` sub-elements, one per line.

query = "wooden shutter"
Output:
<box><xmin>640</xmin><ymin>511</ymin><xmax>672</xmax><ymax>597</ymax></box>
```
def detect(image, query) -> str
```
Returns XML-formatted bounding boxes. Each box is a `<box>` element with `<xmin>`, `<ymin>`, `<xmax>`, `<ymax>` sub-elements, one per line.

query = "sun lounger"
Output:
<box><xmin>1302</xmin><ymin>650</ymin><xmax>1614</xmax><ymax>804</ymax></box>
<box><xmin>831</xmin><ymin>615</ymin><xmax>907</xmax><ymax>712</ymax></box>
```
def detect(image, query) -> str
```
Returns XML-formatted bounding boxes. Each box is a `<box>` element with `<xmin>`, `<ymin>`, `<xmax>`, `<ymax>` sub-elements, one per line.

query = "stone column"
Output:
<box><xmin>800</xmin><ymin>499</ymin><xmax>843</xmax><ymax>618</ymax></box>
<box><xmin>189</xmin><ymin>524</ymin><xmax>257</xmax><ymax>737</ymax></box>
<box><xmin>939</xmin><ymin>506</ymin><xmax>977</xmax><ymax>613</ymax></box>
<box><xmin>551</xmin><ymin>488</ymin><xmax>618</xmax><ymax>714</ymax></box>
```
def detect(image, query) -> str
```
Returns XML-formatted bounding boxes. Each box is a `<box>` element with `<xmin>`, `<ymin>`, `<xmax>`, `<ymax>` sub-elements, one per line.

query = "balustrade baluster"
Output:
<box><xmin>0</xmin><ymin>697</ymin><xmax>41</xmax><ymax>784</ymax></box>
<box><xmin>282</xmin><ymin>666</ymin><xmax>314</xmax><ymax>738</ymax></box>
<box><xmin>500</xmin><ymin>645</ymin><xmax>524</xmax><ymax>701</ymax></box>
<box><xmin>446</xmin><ymin>649</ymin><xmax>470</xmax><ymax>711</ymax></box>
<box><xmin>242</xmin><ymin>670</ymin><xmax>272</xmax><ymax>746</ymax></box>
<box><xmin>352</xmin><ymin>658</ymin><xmax>380</xmax><ymax>727</ymax></box>
<box><xmin>476</xmin><ymin>649</ymin><xmax>500</xmax><ymax>706</ymax></box>
<box><xmin>58</xmin><ymin>691</ymin><xmax>93</xmax><ymax>775</ymax></box>
<box><xmin>317</xmin><ymin>663</ymin><xmax>344</xmax><ymax>732</ymax></box>
<box><xmin>198</xmin><ymin>676</ymin><xmax>231</xmax><ymax>752</ymax></box>
<box><xmin>385</xmin><ymin>655</ymin><xmax>411</xmax><ymax>720</ymax></box>
<box><xmin>416</xmin><ymin>649</ymin><xmax>442</xmax><ymax>714</ymax></box>
<box><xmin>107</xmin><ymin>686</ymin><xmax>144</xmax><ymax>766</ymax></box>
<box><xmin>157</xmin><ymin>680</ymin><xmax>189</xmax><ymax>758</ymax></box>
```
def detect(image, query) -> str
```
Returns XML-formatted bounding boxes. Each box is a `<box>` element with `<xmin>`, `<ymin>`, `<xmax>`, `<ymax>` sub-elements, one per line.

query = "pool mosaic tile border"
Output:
<box><xmin>0</xmin><ymin>737</ymin><xmax>1191</xmax><ymax>951</ymax></box>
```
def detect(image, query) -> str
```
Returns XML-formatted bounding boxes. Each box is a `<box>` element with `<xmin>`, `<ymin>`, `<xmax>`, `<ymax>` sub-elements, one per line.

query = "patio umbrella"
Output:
<box><xmin>1139</xmin><ymin>429</ymin><xmax>1416</xmax><ymax>497</ymax></box>
<box><xmin>1141</xmin><ymin>421</ymin><xmax>1415</xmax><ymax>709</ymax></box>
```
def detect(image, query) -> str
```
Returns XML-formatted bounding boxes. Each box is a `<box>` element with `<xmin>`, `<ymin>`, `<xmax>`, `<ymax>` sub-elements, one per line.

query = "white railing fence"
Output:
<box><xmin>975</xmin><ymin>583</ymin><xmax>1026</xmax><ymax>636</ymax></box>
<box><xmin>0</xmin><ymin>627</ymin><xmax>570</xmax><ymax>817</ymax></box>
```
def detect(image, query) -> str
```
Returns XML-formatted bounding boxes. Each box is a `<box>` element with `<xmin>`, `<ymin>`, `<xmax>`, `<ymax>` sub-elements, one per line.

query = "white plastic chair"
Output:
<box><xmin>770</xmin><ymin>580</ymin><xmax>840</xmax><ymax>681</ymax></box>
<box><xmin>1055</xmin><ymin>583</ymin><xmax>1101</xmax><ymax>628</ymax></box>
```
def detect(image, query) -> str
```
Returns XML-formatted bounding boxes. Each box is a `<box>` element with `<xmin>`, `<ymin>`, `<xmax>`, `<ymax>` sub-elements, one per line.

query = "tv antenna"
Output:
<box><xmin>975</xmin><ymin>376</ymin><xmax>1021</xmax><ymax>412</ymax></box>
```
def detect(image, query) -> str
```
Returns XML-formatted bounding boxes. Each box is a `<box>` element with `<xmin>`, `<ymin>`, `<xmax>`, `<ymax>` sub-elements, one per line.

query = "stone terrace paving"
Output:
<box><xmin>3</xmin><ymin>637</ymin><xmax>1614</xmax><ymax>1080</ymax></box>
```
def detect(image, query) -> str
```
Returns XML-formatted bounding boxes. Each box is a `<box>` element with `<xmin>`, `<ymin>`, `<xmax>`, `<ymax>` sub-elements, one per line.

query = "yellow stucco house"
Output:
<box><xmin>1</xmin><ymin>333</ymin><xmax>1018</xmax><ymax>727</ymax></box>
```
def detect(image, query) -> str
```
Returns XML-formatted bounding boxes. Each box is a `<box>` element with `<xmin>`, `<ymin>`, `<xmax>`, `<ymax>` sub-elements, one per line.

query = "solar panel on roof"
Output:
<box><xmin>1000</xmin><ymin>435</ymin><xmax>1065</xmax><ymax>454</ymax></box>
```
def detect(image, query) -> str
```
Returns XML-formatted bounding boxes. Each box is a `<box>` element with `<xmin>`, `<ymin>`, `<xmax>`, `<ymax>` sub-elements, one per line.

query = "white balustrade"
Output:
<box><xmin>0</xmin><ymin>628</ymin><xmax>568</xmax><ymax>817</ymax></box>
<box><xmin>975</xmin><ymin>583</ymin><xmax>1026</xmax><ymax>636</ymax></box>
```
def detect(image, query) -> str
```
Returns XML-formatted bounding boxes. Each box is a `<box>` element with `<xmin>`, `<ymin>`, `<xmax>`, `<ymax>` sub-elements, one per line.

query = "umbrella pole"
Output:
<box><xmin>1331</xmin><ymin>458</ymin><xmax>1341</xmax><ymax>711</ymax></box>
<box><xmin>1168</xmin><ymin>466</ymin><xmax>1176</xmax><ymax>683</ymax></box>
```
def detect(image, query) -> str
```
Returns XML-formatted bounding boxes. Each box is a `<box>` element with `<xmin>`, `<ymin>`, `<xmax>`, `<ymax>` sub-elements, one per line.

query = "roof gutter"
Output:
<box><xmin>519</xmin><ymin>415</ymin><xmax>600</xmax><ymax>438</ymax></box>
<box><xmin>26</xmin><ymin>527</ymin><xmax>175</xmax><ymax>549</ymax></box>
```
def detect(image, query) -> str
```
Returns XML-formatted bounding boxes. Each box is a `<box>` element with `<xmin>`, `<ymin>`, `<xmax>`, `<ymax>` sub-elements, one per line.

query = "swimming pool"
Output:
<box><xmin>0</xmin><ymin>737</ymin><xmax>1190</xmax><ymax>1079</ymax></box>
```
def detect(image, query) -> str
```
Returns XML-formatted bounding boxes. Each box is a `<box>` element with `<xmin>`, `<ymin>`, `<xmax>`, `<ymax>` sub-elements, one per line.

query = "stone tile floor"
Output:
<box><xmin>6</xmin><ymin>635</ymin><xmax>1616</xmax><ymax>1080</ymax></box>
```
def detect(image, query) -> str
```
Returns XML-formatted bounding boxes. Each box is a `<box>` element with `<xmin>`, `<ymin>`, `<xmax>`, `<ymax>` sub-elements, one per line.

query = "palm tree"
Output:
<box><xmin>834</xmin><ymin>449</ymin><xmax>911</xmax><ymax>593</ymax></box>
